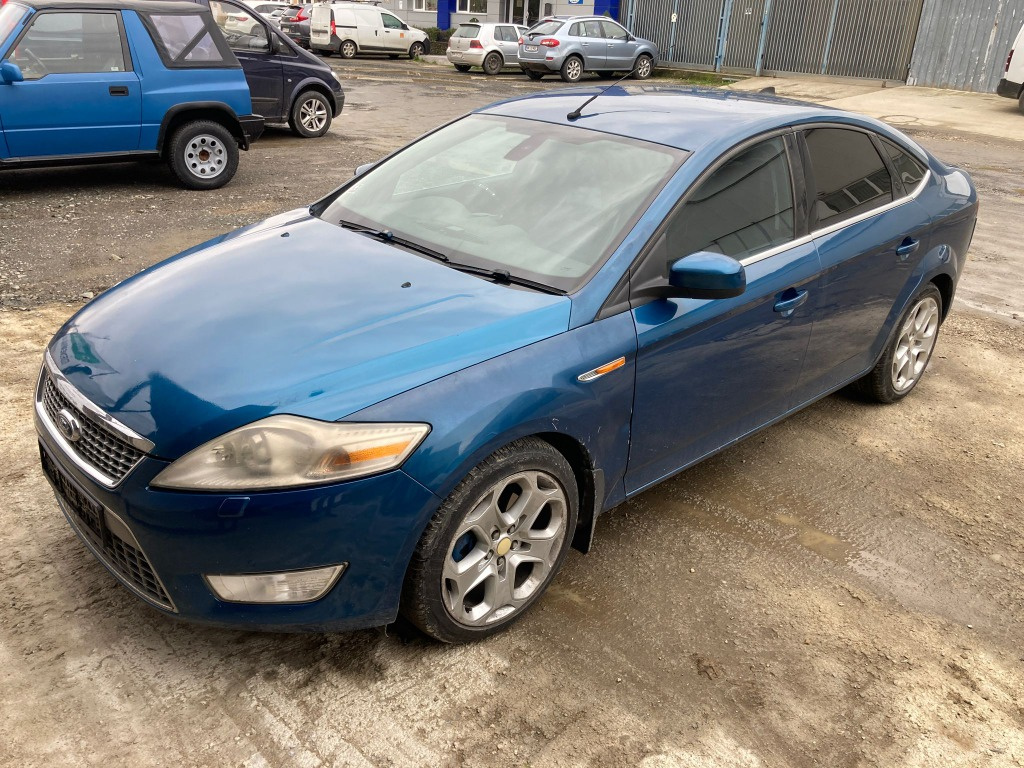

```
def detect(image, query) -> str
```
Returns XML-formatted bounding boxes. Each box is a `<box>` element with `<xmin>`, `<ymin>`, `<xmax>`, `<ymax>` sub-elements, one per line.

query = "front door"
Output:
<box><xmin>379</xmin><ymin>11</ymin><xmax>407</xmax><ymax>53</ymax></box>
<box><xmin>2</xmin><ymin>10</ymin><xmax>140</xmax><ymax>157</ymax></box>
<box><xmin>626</xmin><ymin>135</ymin><xmax>820</xmax><ymax>493</ymax></box>
<box><xmin>601</xmin><ymin>20</ymin><xmax>636</xmax><ymax>70</ymax></box>
<box><xmin>210</xmin><ymin>1</ymin><xmax>283</xmax><ymax>120</ymax></box>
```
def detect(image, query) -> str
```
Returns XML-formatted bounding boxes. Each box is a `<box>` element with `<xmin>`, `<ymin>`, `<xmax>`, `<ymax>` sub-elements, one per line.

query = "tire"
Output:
<box><xmin>340</xmin><ymin>39</ymin><xmax>357</xmax><ymax>58</ymax></box>
<box><xmin>454</xmin><ymin>63</ymin><xmax>471</xmax><ymax>72</ymax></box>
<box><xmin>400</xmin><ymin>437</ymin><xmax>579</xmax><ymax>643</ymax></box>
<box><xmin>409</xmin><ymin>41</ymin><xmax>425</xmax><ymax>59</ymax></box>
<box><xmin>288</xmin><ymin>90</ymin><xmax>332</xmax><ymax>138</ymax></box>
<box><xmin>632</xmin><ymin>53</ymin><xmax>653</xmax><ymax>79</ymax></box>
<box><xmin>559</xmin><ymin>55</ymin><xmax>584</xmax><ymax>83</ymax></box>
<box><xmin>524</xmin><ymin>68</ymin><xmax>544</xmax><ymax>80</ymax></box>
<box><xmin>855</xmin><ymin>284</ymin><xmax>943</xmax><ymax>404</ymax></box>
<box><xmin>483</xmin><ymin>51</ymin><xmax>503</xmax><ymax>75</ymax></box>
<box><xmin>166</xmin><ymin>120</ymin><xmax>238</xmax><ymax>190</ymax></box>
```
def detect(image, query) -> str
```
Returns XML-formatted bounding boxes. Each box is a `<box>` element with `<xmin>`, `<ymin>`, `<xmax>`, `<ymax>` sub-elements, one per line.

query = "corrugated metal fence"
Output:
<box><xmin>908</xmin><ymin>0</ymin><xmax>1024</xmax><ymax>91</ymax></box>
<box><xmin>625</xmin><ymin>0</ymin><xmax>924</xmax><ymax>80</ymax></box>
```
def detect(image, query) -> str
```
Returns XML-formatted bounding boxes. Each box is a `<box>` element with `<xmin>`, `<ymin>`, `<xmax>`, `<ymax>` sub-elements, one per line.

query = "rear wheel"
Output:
<box><xmin>524</xmin><ymin>68</ymin><xmax>544</xmax><ymax>80</ymax></box>
<box><xmin>632</xmin><ymin>53</ymin><xmax>653</xmax><ymax>79</ymax></box>
<box><xmin>856</xmin><ymin>284</ymin><xmax>943</xmax><ymax>403</ymax></box>
<box><xmin>559</xmin><ymin>55</ymin><xmax>584</xmax><ymax>83</ymax></box>
<box><xmin>340</xmin><ymin>39</ymin><xmax>357</xmax><ymax>58</ymax></box>
<box><xmin>288</xmin><ymin>90</ymin><xmax>332</xmax><ymax>138</ymax></box>
<box><xmin>454</xmin><ymin>63</ymin><xmax>471</xmax><ymax>72</ymax></box>
<box><xmin>167</xmin><ymin>120</ymin><xmax>238</xmax><ymax>190</ymax></box>
<box><xmin>483</xmin><ymin>51</ymin><xmax>503</xmax><ymax>75</ymax></box>
<box><xmin>409</xmin><ymin>41</ymin><xmax>425</xmax><ymax>59</ymax></box>
<box><xmin>400</xmin><ymin>438</ymin><xmax>578</xmax><ymax>643</ymax></box>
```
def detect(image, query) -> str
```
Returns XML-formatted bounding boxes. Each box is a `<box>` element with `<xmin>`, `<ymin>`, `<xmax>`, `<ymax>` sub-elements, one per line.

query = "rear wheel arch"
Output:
<box><xmin>930</xmin><ymin>273</ymin><xmax>954</xmax><ymax>321</ymax></box>
<box><xmin>158</xmin><ymin>105</ymin><xmax>245</xmax><ymax>155</ymax></box>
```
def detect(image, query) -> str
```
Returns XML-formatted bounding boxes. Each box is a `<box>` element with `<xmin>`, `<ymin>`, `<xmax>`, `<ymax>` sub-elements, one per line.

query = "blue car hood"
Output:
<box><xmin>49</xmin><ymin>213</ymin><xmax>571</xmax><ymax>459</ymax></box>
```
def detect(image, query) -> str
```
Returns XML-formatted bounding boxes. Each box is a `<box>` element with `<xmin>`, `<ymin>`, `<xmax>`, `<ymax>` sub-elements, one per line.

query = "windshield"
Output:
<box><xmin>317</xmin><ymin>114</ymin><xmax>684</xmax><ymax>292</ymax></box>
<box><xmin>0</xmin><ymin>3</ymin><xmax>28</xmax><ymax>47</ymax></box>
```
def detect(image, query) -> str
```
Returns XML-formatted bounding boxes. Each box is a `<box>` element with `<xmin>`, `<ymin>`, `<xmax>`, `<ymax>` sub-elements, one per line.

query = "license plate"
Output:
<box><xmin>524</xmin><ymin>44</ymin><xmax>538</xmax><ymax>52</ymax></box>
<box><xmin>451</xmin><ymin>51</ymin><xmax>463</xmax><ymax>59</ymax></box>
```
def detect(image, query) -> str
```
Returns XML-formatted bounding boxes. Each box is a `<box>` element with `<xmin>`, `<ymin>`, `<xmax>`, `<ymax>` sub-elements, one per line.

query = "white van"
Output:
<box><xmin>997</xmin><ymin>22</ymin><xmax>1024</xmax><ymax>112</ymax></box>
<box><xmin>310</xmin><ymin>3</ymin><xmax>428</xmax><ymax>59</ymax></box>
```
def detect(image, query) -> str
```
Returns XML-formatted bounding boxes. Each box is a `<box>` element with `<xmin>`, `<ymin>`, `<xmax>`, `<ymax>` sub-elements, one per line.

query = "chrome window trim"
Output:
<box><xmin>740</xmin><ymin>169</ymin><xmax>930</xmax><ymax>268</ymax></box>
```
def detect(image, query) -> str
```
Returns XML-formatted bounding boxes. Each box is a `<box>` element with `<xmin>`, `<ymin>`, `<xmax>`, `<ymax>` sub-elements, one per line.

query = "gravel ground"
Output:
<box><xmin>1</xmin><ymin>59</ymin><xmax>1022</xmax><ymax>768</ymax></box>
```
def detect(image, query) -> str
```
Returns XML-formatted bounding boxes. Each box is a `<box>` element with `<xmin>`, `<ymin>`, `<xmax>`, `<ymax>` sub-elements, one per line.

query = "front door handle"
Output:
<box><xmin>896</xmin><ymin>237</ymin><xmax>920</xmax><ymax>261</ymax></box>
<box><xmin>774</xmin><ymin>289</ymin><xmax>808</xmax><ymax>318</ymax></box>
<box><xmin>109</xmin><ymin>85</ymin><xmax>129</xmax><ymax>96</ymax></box>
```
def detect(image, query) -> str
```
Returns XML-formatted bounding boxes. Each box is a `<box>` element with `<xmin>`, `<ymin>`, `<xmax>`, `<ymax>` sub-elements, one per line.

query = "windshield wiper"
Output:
<box><xmin>338</xmin><ymin>219</ymin><xmax>566</xmax><ymax>296</ymax></box>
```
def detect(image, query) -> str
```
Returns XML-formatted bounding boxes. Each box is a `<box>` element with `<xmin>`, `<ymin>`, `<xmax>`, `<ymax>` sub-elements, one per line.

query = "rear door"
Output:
<box><xmin>309</xmin><ymin>3</ymin><xmax>332</xmax><ymax>48</ymax></box>
<box><xmin>210</xmin><ymin>0</ymin><xmax>283</xmax><ymax>119</ymax></box>
<box><xmin>795</xmin><ymin>126</ymin><xmax>932</xmax><ymax>397</ymax></box>
<box><xmin>2</xmin><ymin>10</ymin><xmax>140</xmax><ymax>157</ymax></box>
<box><xmin>494</xmin><ymin>24</ymin><xmax>520</xmax><ymax>62</ymax></box>
<box><xmin>353</xmin><ymin>7</ymin><xmax>383</xmax><ymax>51</ymax></box>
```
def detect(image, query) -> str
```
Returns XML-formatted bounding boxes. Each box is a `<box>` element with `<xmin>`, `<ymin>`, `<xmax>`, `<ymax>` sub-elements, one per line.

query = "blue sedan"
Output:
<box><xmin>35</xmin><ymin>86</ymin><xmax>977</xmax><ymax>642</ymax></box>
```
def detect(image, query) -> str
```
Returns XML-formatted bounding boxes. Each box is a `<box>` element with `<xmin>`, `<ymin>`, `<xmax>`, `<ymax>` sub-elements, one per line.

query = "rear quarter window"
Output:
<box><xmin>142</xmin><ymin>11</ymin><xmax>236</xmax><ymax>68</ymax></box>
<box><xmin>882</xmin><ymin>140</ymin><xmax>927</xmax><ymax>192</ymax></box>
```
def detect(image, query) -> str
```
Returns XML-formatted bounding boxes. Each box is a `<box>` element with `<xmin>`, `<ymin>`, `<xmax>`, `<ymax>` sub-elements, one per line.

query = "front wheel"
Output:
<box><xmin>524</xmin><ymin>68</ymin><xmax>544</xmax><ymax>80</ymax></box>
<box><xmin>289</xmin><ymin>90</ymin><xmax>332</xmax><ymax>138</ymax></box>
<box><xmin>401</xmin><ymin>438</ymin><xmax>578</xmax><ymax>643</ymax></box>
<box><xmin>409</xmin><ymin>41</ymin><xmax>425</xmax><ymax>59</ymax></box>
<box><xmin>559</xmin><ymin>55</ymin><xmax>584</xmax><ymax>83</ymax></box>
<box><xmin>166</xmin><ymin>120</ymin><xmax>238</xmax><ymax>190</ymax></box>
<box><xmin>856</xmin><ymin>284</ymin><xmax>943</xmax><ymax>403</ymax></box>
<box><xmin>340</xmin><ymin>39</ymin><xmax>357</xmax><ymax>58</ymax></box>
<box><xmin>632</xmin><ymin>53</ymin><xmax>653</xmax><ymax>79</ymax></box>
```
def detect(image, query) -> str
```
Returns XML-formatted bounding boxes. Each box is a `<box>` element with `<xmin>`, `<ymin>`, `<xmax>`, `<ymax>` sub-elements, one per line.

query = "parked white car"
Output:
<box><xmin>221</xmin><ymin>0</ymin><xmax>291</xmax><ymax>36</ymax></box>
<box><xmin>310</xmin><ymin>2</ymin><xmax>428</xmax><ymax>59</ymax></box>
<box><xmin>997</xmin><ymin>21</ymin><xmax>1024</xmax><ymax>113</ymax></box>
<box><xmin>447</xmin><ymin>22</ymin><xmax>528</xmax><ymax>75</ymax></box>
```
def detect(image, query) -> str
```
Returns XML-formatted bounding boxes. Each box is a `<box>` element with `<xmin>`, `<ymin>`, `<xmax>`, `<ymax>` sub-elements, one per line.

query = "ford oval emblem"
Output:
<box><xmin>56</xmin><ymin>408</ymin><xmax>82</xmax><ymax>443</ymax></box>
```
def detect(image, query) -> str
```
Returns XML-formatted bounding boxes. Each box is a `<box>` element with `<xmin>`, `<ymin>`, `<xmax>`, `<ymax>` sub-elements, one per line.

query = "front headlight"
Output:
<box><xmin>151</xmin><ymin>416</ymin><xmax>430</xmax><ymax>491</ymax></box>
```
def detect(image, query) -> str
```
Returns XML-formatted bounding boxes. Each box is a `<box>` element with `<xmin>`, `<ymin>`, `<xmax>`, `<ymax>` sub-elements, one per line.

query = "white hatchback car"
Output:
<box><xmin>222</xmin><ymin>0</ymin><xmax>291</xmax><ymax>35</ymax></box>
<box><xmin>447</xmin><ymin>22</ymin><xmax>528</xmax><ymax>75</ymax></box>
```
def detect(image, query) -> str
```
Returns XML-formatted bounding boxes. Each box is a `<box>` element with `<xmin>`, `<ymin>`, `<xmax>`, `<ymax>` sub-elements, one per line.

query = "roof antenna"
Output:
<box><xmin>566</xmin><ymin>67</ymin><xmax>641</xmax><ymax>121</ymax></box>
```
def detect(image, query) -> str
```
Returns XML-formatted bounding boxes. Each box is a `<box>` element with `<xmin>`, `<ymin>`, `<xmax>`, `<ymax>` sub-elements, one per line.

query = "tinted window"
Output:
<box><xmin>601</xmin><ymin>20</ymin><xmax>628</xmax><ymax>40</ymax></box>
<box><xmin>665</xmin><ymin>137</ymin><xmax>794</xmax><ymax>260</ymax></box>
<box><xmin>883</xmin><ymin>140</ymin><xmax>927</xmax><ymax>191</ymax></box>
<box><xmin>12</xmin><ymin>11</ymin><xmax>125</xmax><ymax>77</ymax></box>
<box><xmin>804</xmin><ymin>128</ymin><xmax>893</xmax><ymax>228</ymax></box>
<box><xmin>381</xmin><ymin>13</ymin><xmax>402</xmax><ymax>29</ymax></box>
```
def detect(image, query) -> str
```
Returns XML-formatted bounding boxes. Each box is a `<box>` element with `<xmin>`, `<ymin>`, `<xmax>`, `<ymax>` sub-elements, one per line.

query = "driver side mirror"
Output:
<box><xmin>627</xmin><ymin>34</ymin><xmax>636</xmax><ymax>42</ymax></box>
<box><xmin>667</xmin><ymin>252</ymin><xmax>746</xmax><ymax>299</ymax></box>
<box><xmin>401</xmin><ymin>22</ymin><xmax>409</xmax><ymax>30</ymax></box>
<box><xmin>0</xmin><ymin>60</ymin><xmax>24</xmax><ymax>84</ymax></box>
<box><xmin>354</xmin><ymin>162</ymin><xmax>375</xmax><ymax>177</ymax></box>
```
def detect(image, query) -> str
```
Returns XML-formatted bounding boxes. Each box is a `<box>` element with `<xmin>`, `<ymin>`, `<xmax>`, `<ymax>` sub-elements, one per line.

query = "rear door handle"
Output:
<box><xmin>773</xmin><ymin>289</ymin><xmax>808</xmax><ymax>318</ymax></box>
<box><xmin>896</xmin><ymin>237</ymin><xmax>920</xmax><ymax>261</ymax></box>
<box><xmin>109</xmin><ymin>85</ymin><xmax>129</xmax><ymax>96</ymax></box>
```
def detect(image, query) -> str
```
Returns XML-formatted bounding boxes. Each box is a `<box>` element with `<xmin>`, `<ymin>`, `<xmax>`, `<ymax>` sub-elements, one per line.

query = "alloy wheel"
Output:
<box><xmin>441</xmin><ymin>470</ymin><xmax>567</xmax><ymax>627</ymax></box>
<box><xmin>299</xmin><ymin>98</ymin><xmax>328</xmax><ymax>133</ymax></box>
<box><xmin>891</xmin><ymin>296</ymin><xmax>940</xmax><ymax>393</ymax></box>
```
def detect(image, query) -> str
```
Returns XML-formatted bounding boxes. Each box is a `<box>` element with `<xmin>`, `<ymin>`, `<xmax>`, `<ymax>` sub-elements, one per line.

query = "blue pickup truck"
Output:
<box><xmin>0</xmin><ymin>0</ymin><xmax>263</xmax><ymax>188</ymax></box>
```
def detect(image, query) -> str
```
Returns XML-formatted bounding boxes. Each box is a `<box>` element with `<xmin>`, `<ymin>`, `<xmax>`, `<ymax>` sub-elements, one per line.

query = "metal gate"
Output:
<box><xmin>908</xmin><ymin>0</ymin><xmax>1024</xmax><ymax>92</ymax></box>
<box><xmin>625</xmin><ymin>0</ymin><xmax>924</xmax><ymax>80</ymax></box>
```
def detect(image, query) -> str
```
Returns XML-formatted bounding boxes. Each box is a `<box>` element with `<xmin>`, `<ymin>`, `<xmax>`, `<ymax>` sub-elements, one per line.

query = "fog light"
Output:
<box><xmin>205</xmin><ymin>564</ymin><xmax>347</xmax><ymax>604</ymax></box>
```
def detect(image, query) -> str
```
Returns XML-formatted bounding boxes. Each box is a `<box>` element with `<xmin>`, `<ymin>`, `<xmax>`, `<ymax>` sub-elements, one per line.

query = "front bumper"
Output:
<box><xmin>997</xmin><ymin>77</ymin><xmax>1022</xmax><ymax>99</ymax></box>
<box><xmin>238</xmin><ymin>114</ymin><xmax>265</xmax><ymax>149</ymax></box>
<box><xmin>36</xmin><ymin>413</ymin><xmax>441</xmax><ymax>631</ymax></box>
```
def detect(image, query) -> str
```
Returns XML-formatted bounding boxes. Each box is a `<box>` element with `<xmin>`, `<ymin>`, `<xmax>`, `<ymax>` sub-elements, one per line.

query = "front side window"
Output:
<box><xmin>381</xmin><ymin>12</ymin><xmax>403</xmax><ymax>29</ymax></box>
<box><xmin>804</xmin><ymin>127</ymin><xmax>893</xmax><ymax>229</ymax></box>
<box><xmin>11</xmin><ymin>11</ymin><xmax>125</xmax><ymax>78</ymax></box>
<box><xmin>318</xmin><ymin>114</ymin><xmax>684</xmax><ymax>291</ymax></box>
<box><xmin>665</xmin><ymin>136</ymin><xmax>794</xmax><ymax>261</ymax></box>
<box><xmin>601</xmin><ymin>20</ymin><xmax>628</xmax><ymax>40</ymax></box>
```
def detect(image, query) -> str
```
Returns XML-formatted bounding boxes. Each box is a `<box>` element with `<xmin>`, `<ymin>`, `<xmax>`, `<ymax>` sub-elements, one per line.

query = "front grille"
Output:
<box><xmin>41</xmin><ymin>373</ymin><xmax>143</xmax><ymax>484</ymax></box>
<box><xmin>41</xmin><ymin>446</ymin><xmax>174</xmax><ymax>611</ymax></box>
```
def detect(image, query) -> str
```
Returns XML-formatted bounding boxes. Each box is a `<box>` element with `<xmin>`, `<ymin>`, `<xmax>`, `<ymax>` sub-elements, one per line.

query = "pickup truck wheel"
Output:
<box><xmin>340</xmin><ymin>39</ymin><xmax>357</xmax><ymax>58</ymax></box>
<box><xmin>289</xmin><ymin>90</ymin><xmax>332</xmax><ymax>138</ymax></box>
<box><xmin>167</xmin><ymin>120</ymin><xmax>238</xmax><ymax>190</ymax></box>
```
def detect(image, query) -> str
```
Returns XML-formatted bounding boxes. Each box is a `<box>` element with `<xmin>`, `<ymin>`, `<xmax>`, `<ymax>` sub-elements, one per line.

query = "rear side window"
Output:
<box><xmin>882</xmin><ymin>140</ymin><xmax>927</xmax><ymax>192</ymax></box>
<box><xmin>143</xmin><ymin>11</ymin><xmax>235</xmax><ymax>67</ymax></box>
<box><xmin>666</xmin><ymin>136</ymin><xmax>795</xmax><ymax>260</ymax></box>
<box><xmin>11</xmin><ymin>11</ymin><xmax>126</xmax><ymax>78</ymax></box>
<box><xmin>495</xmin><ymin>25</ymin><xmax>517</xmax><ymax>42</ymax></box>
<box><xmin>453</xmin><ymin>24</ymin><xmax>480</xmax><ymax>38</ymax></box>
<box><xmin>804</xmin><ymin>128</ymin><xmax>893</xmax><ymax>228</ymax></box>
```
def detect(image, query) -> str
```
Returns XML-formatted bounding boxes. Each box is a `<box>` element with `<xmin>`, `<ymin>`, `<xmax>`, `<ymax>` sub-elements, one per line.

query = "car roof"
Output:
<box><xmin>478</xmin><ymin>86</ymin><xmax>876</xmax><ymax>153</ymax></box>
<box><xmin>18</xmin><ymin>0</ymin><xmax>206</xmax><ymax>11</ymax></box>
